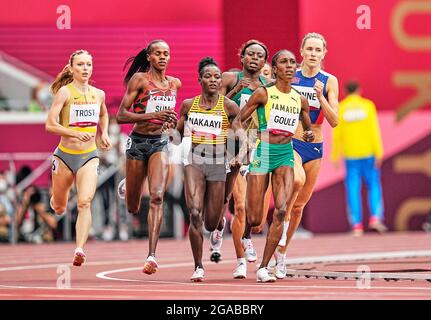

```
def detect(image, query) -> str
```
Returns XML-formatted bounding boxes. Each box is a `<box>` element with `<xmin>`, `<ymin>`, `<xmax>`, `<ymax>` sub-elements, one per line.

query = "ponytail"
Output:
<box><xmin>50</xmin><ymin>65</ymin><xmax>73</xmax><ymax>94</ymax></box>
<box><xmin>123</xmin><ymin>39</ymin><xmax>168</xmax><ymax>85</ymax></box>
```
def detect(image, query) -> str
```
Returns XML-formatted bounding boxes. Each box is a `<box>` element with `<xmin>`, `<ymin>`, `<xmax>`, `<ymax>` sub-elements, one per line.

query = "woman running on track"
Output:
<box><xmin>176</xmin><ymin>57</ymin><xmax>239</xmax><ymax>282</ymax></box>
<box><xmin>116</xmin><ymin>40</ymin><xmax>181</xmax><ymax>275</ymax></box>
<box><xmin>232</xmin><ymin>49</ymin><xmax>314</xmax><ymax>282</ymax></box>
<box><xmin>274</xmin><ymin>32</ymin><xmax>339</xmax><ymax>279</ymax></box>
<box><xmin>209</xmin><ymin>40</ymin><xmax>272</xmax><ymax>279</ymax></box>
<box><xmin>46</xmin><ymin>50</ymin><xmax>112</xmax><ymax>266</ymax></box>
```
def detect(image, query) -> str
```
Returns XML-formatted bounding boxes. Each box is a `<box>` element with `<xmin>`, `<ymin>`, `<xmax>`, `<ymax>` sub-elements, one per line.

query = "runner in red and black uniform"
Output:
<box><xmin>116</xmin><ymin>40</ymin><xmax>181</xmax><ymax>275</ymax></box>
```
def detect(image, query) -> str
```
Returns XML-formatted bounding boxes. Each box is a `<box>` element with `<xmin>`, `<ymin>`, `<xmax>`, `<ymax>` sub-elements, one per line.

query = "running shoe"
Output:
<box><xmin>117</xmin><ymin>178</ymin><xmax>126</xmax><ymax>200</ymax></box>
<box><xmin>209</xmin><ymin>217</ymin><xmax>226</xmax><ymax>263</ymax></box>
<box><xmin>233</xmin><ymin>261</ymin><xmax>247</xmax><ymax>279</ymax></box>
<box><xmin>351</xmin><ymin>223</ymin><xmax>364</xmax><ymax>237</ymax></box>
<box><xmin>73</xmin><ymin>248</ymin><xmax>86</xmax><ymax>266</ymax></box>
<box><xmin>242</xmin><ymin>238</ymin><xmax>257</xmax><ymax>262</ymax></box>
<box><xmin>256</xmin><ymin>267</ymin><xmax>276</xmax><ymax>283</ymax></box>
<box><xmin>143</xmin><ymin>255</ymin><xmax>158</xmax><ymax>275</ymax></box>
<box><xmin>190</xmin><ymin>267</ymin><xmax>205</xmax><ymax>282</ymax></box>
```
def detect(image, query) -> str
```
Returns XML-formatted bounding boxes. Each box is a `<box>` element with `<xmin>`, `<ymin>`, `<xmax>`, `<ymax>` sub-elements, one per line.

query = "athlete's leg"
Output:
<box><xmin>259</xmin><ymin>165</ymin><xmax>293</xmax><ymax>269</ymax></box>
<box><xmin>251</xmin><ymin>182</ymin><xmax>272</xmax><ymax>233</ymax></box>
<box><xmin>50</xmin><ymin>157</ymin><xmax>74</xmax><ymax>215</ymax></box>
<box><xmin>203</xmin><ymin>180</ymin><xmax>226</xmax><ymax>232</ymax></box>
<box><xmin>75</xmin><ymin>158</ymin><xmax>99</xmax><ymax>250</ymax></box>
<box><xmin>246</xmin><ymin>174</ymin><xmax>270</xmax><ymax>228</ymax></box>
<box><xmin>125</xmin><ymin>158</ymin><xmax>147</xmax><ymax>214</ymax></box>
<box><xmin>146</xmin><ymin>151</ymin><xmax>170</xmax><ymax>258</ymax></box>
<box><xmin>279</xmin><ymin>157</ymin><xmax>320</xmax><ymax>254</ymax></box>
<box><xmin>277</xmin><ymin>151</ymin><xmax>305</xmax><ymax>254</ymax></box>
<box><xmin>184</xmin><ymin>165</ymin><xmax>206</xmax><ymax>269</ymax></box>
<box><xmin>231</xmin><ymin>174</ymin><xmax>247</xmax><ymax>258</ymax></box>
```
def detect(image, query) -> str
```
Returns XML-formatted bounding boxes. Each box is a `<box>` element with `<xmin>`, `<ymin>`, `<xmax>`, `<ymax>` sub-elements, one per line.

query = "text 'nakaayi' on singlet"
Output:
<box><xmin>257</xmin><ymin>84</ymin><xmax>302</xmax><ymax>137</ymax></box>
<box><xmin>291</xmin><ymin>69</ymin><xmax>331</xmax><ymax>124</ymax></box>
<box><xmin>187</xmin><ymin>95</ymin><xmax>229</xmax><ymax>145</ymax></box>
<box><xmin>132</xmin><ymin>76</ymin><xmax>177</xmax><ymax>125</ymax></box>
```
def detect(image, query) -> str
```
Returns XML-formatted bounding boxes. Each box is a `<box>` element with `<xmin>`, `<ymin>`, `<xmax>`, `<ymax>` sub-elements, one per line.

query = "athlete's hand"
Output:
<box><xmin>154</xmin><ymin>109</ymin><xmax>177</xmax><ymax>123</ymax></box>
<box><xmin>302</xmin><ymin>130</ymin><xmax>315</xmax><ymax>142</ymax></box>
<box><xmin>99</xmin><ymin>132</ymin><xmax>112</xmax><ymax>151</ymax></box>
<box><xmin>314</xmin><ymin>79</ymin><xmax>324</xmax><ymax>99</ymax></box>
<box><xmin>74</xmin><ymin>131</ymin><xmax>94</xmax><ymax>142</ymax></box>
<box><xmin>233</xmin><ymin>78</ymin><xmax>252</xmax><ymax>94</ymax></box>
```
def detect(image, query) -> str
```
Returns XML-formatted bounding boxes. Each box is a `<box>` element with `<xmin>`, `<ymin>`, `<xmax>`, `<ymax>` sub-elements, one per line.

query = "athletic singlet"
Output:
<box><xmin>132</xmin><ymin>76</ymin><xmax>177</xmax><ymax>124</ymax></box>
<box><xmin>187</xmin><ymin>95</ymin><xmax>229</xmax><ymax>145</ymax></box>
<box><xmin>59</xmin><ymin>83</ymin><xmax>100</xmax><ymax>134</ymax></box>
<box><xmin>291</xmin><ymin>69</ymin><xmax>331</xmax><ymax>124</ymax></box>
<box><xmin>232</xmin><ymin>72</ymin><xmax>267</xmax><ymax>130</ymax></box>
<box><xmin>257</xmin><ymin>84</ymin><xmax>302</xmax><ymax>137</ymax></box>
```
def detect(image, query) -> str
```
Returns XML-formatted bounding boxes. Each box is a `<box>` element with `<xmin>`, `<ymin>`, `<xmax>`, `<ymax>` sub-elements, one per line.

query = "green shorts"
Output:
<box><xmin>249</xmin><ymin>141</ymin><xmax>294</xmax><ymax>174</ymax></box>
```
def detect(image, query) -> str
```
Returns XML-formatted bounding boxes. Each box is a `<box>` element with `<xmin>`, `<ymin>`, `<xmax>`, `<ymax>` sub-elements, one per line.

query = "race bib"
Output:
<box><xmin>69</xmin><ymin>103</ymin><xmax>99</xmax><ymax>127</ymax></box>
<box><xmin>267</xmin><ymin>109</ymin><xmax>298</xmax><ymax>135</ymax></box>
<box><xmin>145</xmin><ymin>96</ymin><xmax>176</xmax><ymax>113</ymax></box>
<box><xmin>188</xmin><ymin>112</ymin><xmax>223</xmax><ymax>136</ymax></box>
<box><xmin>293</xmin><ymin>85</ymin><xmax>320</xmax><ymax>110</ymax></box>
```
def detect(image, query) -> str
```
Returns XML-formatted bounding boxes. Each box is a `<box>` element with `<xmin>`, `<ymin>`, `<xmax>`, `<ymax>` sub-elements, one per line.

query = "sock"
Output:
<box><xmin>237</xmin><ymin>258</ymin><xmax>246</xmax><ymax>265</ymax></box>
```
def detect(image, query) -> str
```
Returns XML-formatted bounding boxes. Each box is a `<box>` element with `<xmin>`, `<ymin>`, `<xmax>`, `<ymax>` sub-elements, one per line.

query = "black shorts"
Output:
<box><xmin>125</xmin><ymin>132</ymin><xmax>168</xmax><ymax>161</ymax></box>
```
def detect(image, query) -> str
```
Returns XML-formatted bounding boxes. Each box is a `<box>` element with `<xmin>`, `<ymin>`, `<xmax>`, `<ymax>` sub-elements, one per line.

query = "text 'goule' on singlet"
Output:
<box><xmin>257</xmin><ymin>84</ymin><xmax>302</xmax><ymax>136</ymax></box>
<box><xmin>187</xmin><ymin>95</ymin><xmax>229</xmax><ymax>145</ymax></box>
<box><xmin>132</xmin><ymin>76</ymin><xmax>177</xmax><ymax>125</ymax></box>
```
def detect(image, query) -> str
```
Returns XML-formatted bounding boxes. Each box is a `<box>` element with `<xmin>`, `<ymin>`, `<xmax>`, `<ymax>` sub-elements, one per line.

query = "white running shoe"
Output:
<box><xmin>242</xmin><ymin>238</ymin><xmax>257</xmax><ymax>262</ymax></box>
<box><xmin>190</xmin><ymin>267</ymin><xmax>205</xmax><ymax>282</ymax></box>
<box><xmin>274</xmin><ymin>249</ymin><xmax>287</xmax><ymax>279</ymax></box>
<box><xmin>117</xmin><ymin>178</ymin><xmax>126</xmax><ymax>200</ymax></box>
<box><xmin>210</xmin><ymin>217</ymin><xmax>226</xmax><ymax>263</ymax></box>
<box><xmin>233</xmin><ymin>262</ymin><xmax>247</xmax><ymax>279</ymax></box>
<box><xmin>256</xmin><ymin>267</ymin><xmax>276</xmax><ymax>283</ymax></box>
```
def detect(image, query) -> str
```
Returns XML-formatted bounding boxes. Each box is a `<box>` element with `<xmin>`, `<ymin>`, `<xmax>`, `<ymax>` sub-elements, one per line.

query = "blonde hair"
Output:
<box><xmin>50</xmin><ymin>49</ymin><xmax>92</xmax><ymax>94</ymax></box>
<box><xmin>301</xmin><ymin>32</ymin><xmax>327</xmax><ymax>51</ymax></box>
<box><xmin>300</xmin><ymin>32</ymin><xmax>327</xmax><ymax>68</ymax></box>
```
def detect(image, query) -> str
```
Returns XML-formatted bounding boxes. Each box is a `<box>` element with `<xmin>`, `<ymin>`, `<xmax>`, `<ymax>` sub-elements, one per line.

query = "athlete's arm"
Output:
<box><xmin>97</xmin><ymin>89</ymin><xmax>112</xmax><ymax>151</ymax></box>
<box><xmin>224</xmin><ymin>97</ymin><xmax>240</xmax><ymax>122</ymax></box>
<box><xmin>174</xmin><ymin>99</ymin><xmax>193</xmax><ymax>142</ymax></box>
<box><xmin>300</xmin><ymin>96</ymin><xmax>315</xmax><ymax>142</ymax></box>
<box><xmin>220</xmin><ymin>72</ymin><xmax>236</xmax><ymax>96</ymax></box>
<box><xmin>116</xmin><ymin>73</ymin><xmax>177</xmax><ymax>124</ymax></box>
<box><xmin>316</xmin><ymin>75</ymin><xmax>339</xmax><ymax>127</ymax></box>
<box><xmin>45</xmin><ymin>86</ymin><xmax>92</xmax><ymax>142</ymax></box>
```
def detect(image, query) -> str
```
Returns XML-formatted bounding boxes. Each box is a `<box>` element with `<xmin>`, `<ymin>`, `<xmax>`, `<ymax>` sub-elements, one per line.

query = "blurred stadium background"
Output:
<box><xmin>0</xmin><ymin>0</ymin><xmax>430</xmax><ymax>244</ymax></box>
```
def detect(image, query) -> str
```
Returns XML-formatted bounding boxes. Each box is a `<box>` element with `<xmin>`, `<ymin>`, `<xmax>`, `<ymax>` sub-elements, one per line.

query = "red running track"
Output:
<box><xmin>0</xmin><ymin>232</ymin><xmax>431</xmax><ymax>300</ymax></box>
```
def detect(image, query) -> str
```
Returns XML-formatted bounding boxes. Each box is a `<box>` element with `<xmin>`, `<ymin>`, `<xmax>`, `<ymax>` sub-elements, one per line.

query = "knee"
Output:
<box><xmin>204</xmin><ymin>219</ymin><xmax>218</xmax><ymax>232</ymax></box>
<box><xmin>294</xmin><ymin>176</ymin><xmax>305</xmax><ymax>191</ymax></box>
<box><xmin>189</xmin><ymin>207</ymin><xmax>202</xmax><ymax>229</ymax></box>
<box><xmin>273</xmin><ymin>209</ymin><xmax>287</xmax><ymax>224</ymax></box>
<box><xmin>53</xmin><ymin>204</ymin><xmax>67</xmax><ymax>216</ymax></box>
<box><xmin>234</xmin><ymin>203</ymin><xmax>246</xmax><ymax>222</ymax></box>
<box><xmin>291</xmin><ymin>204</ymin><xmax>304</xmax><ymax>219</ymax></box>
<box><xmin>149</xmin><ymin>190</ymin><xmax>164</xmax><ymax>206</ymax></box>
<box><xmin>248</xmin><ymin>215</ymin><xmax>261</xmax><ymax>227</ymax></box>
<box><xmin>77</xmin><ymin>197</ymin><xmax>92</xmax><ymax>211</ymax></box>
